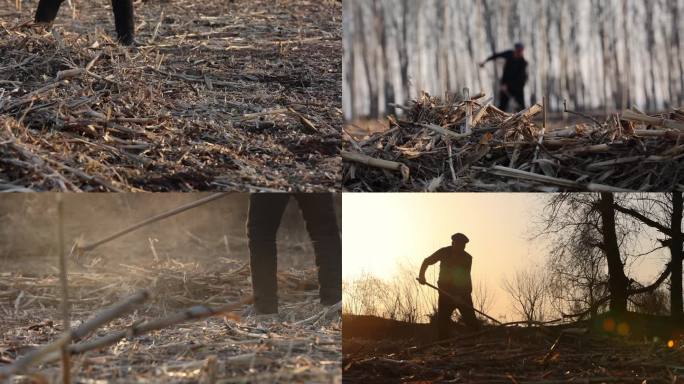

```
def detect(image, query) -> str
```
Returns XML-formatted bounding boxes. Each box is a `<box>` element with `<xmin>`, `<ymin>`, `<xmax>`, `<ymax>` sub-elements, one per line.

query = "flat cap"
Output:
<box><xmin>451</xmin><ymin>233</ymin><xmax>469</xmax><ymax>243</ymax></box>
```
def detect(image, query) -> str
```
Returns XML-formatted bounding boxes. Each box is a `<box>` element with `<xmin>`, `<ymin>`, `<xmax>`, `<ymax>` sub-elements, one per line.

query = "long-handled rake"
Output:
<box><xmin>416</xmin><ymin>278</ymin><xmax>502</xmax><ymax>325</ymax></box>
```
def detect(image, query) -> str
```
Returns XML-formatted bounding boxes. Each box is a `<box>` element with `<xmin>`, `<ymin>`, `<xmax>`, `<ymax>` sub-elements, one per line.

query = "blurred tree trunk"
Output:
<box><xmin>373</xmin><ymin>0</ymin><xmax>394</xmax><ymax>116</ymax></box>
<box><xmin>621</xmin><ymin>0</ymin><xmax>631</xmax><ymax>109</ymax></box>
<box><xmin>609</xmin><ymin>2</ymin><xmax>622</xmax><ymax>110</ymax></box>
<box><xmin>343</xmin><ymin>0</ymin><xmax>355</xmax><ymax>118</ymax></box>
<box><xmin>481</xmin><ymin>0</ymin><xmax>499</xmax><ymax>103</ymax></box>
<box><xmin>661</xmin><ymin>0</ymin><xmax>674</xmax><ymax>108</ymax></box>
<box><xmin>645</xmin><ymin>2</ymin><xmax>657</xmax><ymax>110</ymax></box>
<box><xmin>594</xmin><ymin>0</ymin><xmax>608</xmax><ymax>113</ymax></box>
<box><xmin>356</xmin><ymin>3</ymin><xmax>379</xmax><ymax>117</ymax></box>
<box><xmin>676</xmin><ymin>0</ymin><xmax>684</xmax><ymax>102</ymax></box>
<box><xmin>390</xmin><ymin>0</ymin><xmax>410</xmax><ymax>108</ymax></box>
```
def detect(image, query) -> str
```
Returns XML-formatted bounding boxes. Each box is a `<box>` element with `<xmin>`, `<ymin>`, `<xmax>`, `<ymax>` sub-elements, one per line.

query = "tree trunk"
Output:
<box><xmin>645</xmin><ymin>3</ymin><xmax>658</xmax><ymax>111</ymax></box>
<box><xmin>671</xmin><ymin>192</ymin><xmax>683</xmax><ymax>320</ymax></box>
<box><xmin>621</xmin><ymin>0</ymin><xmax>631</xmax><ymax>109</ymax></box>
<box><xmin>598</xmin><ymin>193</ymin><xmax>629</xmax><ymax>314</ymax></box>
<box><xmin>595</xmin><ymin>0</ymin><xmax>609</xmax><ymax>113</ymax></box>
<box><xmin>481</xmin><ymin>0</ymin><xmax>499</xmax><ymax>103</ymax></box>
<box><xmin>676</xmin><ymin>0</ymin><xmax>684</xmax><ymax>102</ymax></box>
<box><xmin>343</xmin><ymin>0</ymin><xmax>355</xmax><ymax>119</ymax></box>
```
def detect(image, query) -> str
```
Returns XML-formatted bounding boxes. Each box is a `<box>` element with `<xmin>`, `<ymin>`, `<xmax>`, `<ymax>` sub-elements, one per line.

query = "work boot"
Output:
<box><xmin>252</xmin><ymin>299</ymin><xmax>278</xmax><ymax>315</ymax></box>
<box><xmin>248</xmin><ymin>301</ymin><xmax>278</xmax><ymax>315</ymax></box>
<box><xmin>320</xmin><ymin>289</ymin><xmax>341</xmax><ymax>306</ymax></box>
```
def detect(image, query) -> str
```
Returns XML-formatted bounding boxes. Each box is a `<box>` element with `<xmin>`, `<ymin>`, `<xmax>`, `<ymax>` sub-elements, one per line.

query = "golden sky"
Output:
<box><xmin>342</xmin><ymin>193</ymin><xmax>666</xmax><ymax>320</ymax></box>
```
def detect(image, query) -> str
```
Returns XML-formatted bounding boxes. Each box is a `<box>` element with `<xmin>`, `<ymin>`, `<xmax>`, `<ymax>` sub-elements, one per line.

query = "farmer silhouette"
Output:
<box><xmin>247</xmin><ymin>193</ymin><xmax>341</xmax><ymax>314</ymax></box>
<box><xmin>418</xmin><ymin>232</ymin><xmax>479</xmax><ymax>338</ymax></box>
<box><xmin>480</xmin><ymin>42</ymin><xmax>528</xmax><ymax>112</ymax></box>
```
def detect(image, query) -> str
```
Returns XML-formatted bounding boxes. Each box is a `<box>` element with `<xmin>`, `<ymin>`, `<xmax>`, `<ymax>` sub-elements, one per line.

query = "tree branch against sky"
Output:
<box><xmin>538</xmin><ymin>193</ymin><xmax>682</xmax><ymax>320</ymax></box>
<box><xmin>502</xmin><ymin>267</ymin><xmax>548</xmax><ymax>323</ymax></box>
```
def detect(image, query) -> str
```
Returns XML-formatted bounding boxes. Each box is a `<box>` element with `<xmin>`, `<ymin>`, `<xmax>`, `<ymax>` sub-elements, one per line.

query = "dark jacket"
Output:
<box><xmin>424</xmin><ymin>246</ymin><xmax>473</xmax><ymax>293</ymax></box>
<box><xmin>484</xmin><ymin>50</ymin><xmax>528</xmax><ymax>90</ymax></box>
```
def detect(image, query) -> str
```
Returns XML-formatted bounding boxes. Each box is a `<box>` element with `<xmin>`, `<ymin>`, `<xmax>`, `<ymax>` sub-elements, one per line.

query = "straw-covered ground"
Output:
<box><xmin>342</xmin><ymin>314</ymin><xmax>684</xmax><ymax>383</ymax></box>
<box><xmin>343</xmin><ymin>92</ymin><xmax>684</xmax><ymax>192</ymax></box>
<box><xmin>0</xmin><ymin>258</ymin><xmax>341</xmax><ymax>383</ymax></box>
<box><xmin>0</xmin><ymin>0</ymin><xmax>341</xmax><ymax>192</ymax></box>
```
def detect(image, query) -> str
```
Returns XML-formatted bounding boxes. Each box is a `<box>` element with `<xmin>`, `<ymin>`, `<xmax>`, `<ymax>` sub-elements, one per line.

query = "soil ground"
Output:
<box><xmin>342</xmin><ymin>314</ymin><xmax>684</xmax><ymax>383</ymax></box>
<box><xmin>0</xmin><ymin>0</ymin><xmax>341</xmax><ymax>192</ymax></box>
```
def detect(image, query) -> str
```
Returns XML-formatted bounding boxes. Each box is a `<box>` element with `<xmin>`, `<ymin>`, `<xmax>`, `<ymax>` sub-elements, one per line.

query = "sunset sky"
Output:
<box><xmin>342</xmin><ymin>193</ymin><xmax>668</xmax><ymax>320</ymax></box>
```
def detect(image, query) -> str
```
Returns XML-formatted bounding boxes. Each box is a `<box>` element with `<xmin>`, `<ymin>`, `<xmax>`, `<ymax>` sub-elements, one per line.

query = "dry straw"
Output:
<box><xmin>343</xmin><ymin>92</ymin><xmax>684</xmax><ymax>192</ymax></box>
<box><xmin>0</xmin><ymin>0</ymin><xmax>342</xmax><ymax>192</ymax></box>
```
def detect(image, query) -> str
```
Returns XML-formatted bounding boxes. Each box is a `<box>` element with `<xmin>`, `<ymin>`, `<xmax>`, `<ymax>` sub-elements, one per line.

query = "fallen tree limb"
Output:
<box><xmin>0</xmin><ymin>295</ymin><xmax>251</xmax><ymax>379</ymax></box>
<box><xmin>483</xmin><ymin>165</ymin><xmax>634</xmax><ymax>192</ymax></box>
<box><xmin>341</xmin><ymin>150</ymin><xmax>410</xmax><ymax>181</ymax></box>
<box><xmin>622</xmin><ymin>110</ymin><xmax>684</xmax><ymax>131</ymax></box>
<box><xmin>65</xmin><ymin>296</ymin><xmax>252</xmax><ymax>357</ymax></box>
<box><xmin>0</xmin><ymin>290</ymin><xmax>150</xmax><ymax>377</ymax></box>
<box><xmin>418</xmin><ymin>123</ymin><xmax>471</xmax><ymax>140</ymax></box>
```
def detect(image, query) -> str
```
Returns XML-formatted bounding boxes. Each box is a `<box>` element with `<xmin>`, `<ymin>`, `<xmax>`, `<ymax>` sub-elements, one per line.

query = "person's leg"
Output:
<box><xmin>35</xmin><ymin>0</ymin><xmax>65</xmax><ymax>23</ymax></box>
<box><xmin>512</xmin><ymin>88</ymin><xmax>525</xmax><ymax>111</ymax></box>
<box><xmin>294</xmin><ymin>193</ymin><xmax>342</xmax><ymax>305</ymax></box>
<box><xmin>457</xmin><ymin>293</ymin><xmax>480</xmax><ymax>329</ymax></box>
<box><xmin>246</xmin><ymin>193</ymin><xmax>291</xmax><ymax>314</ymax></box>
<box><xmin>498</xmin><ymin>89</ymin><xmax>510</xmax><ymax>112</ymax></box>
<box><xmin>437</xmin><ymin>292</ymin><xmax>456</xmax><ymax>339</ymax></box>
<box><xmin>112</xmin><ymin>0</ymin><xmax>135</xmax><ymax>45</ymax></box>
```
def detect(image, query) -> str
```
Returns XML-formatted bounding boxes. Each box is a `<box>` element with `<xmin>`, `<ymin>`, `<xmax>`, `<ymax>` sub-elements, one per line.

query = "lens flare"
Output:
<box><xmin>602</xmin><ymin>318</ymin><xmax>615</xmax><ymax>332</ymax></box>
<box><xmin>616</xmin><ymin>322</ymin><xmax>630</xmax><ymax>336</ymax></box>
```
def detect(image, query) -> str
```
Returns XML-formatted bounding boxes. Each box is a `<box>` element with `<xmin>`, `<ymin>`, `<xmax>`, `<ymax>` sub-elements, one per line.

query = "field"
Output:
<box><xmin>0</xmin><ymin>0</ymin><xmax>342</xmax><ymax>192</ymax></box>
<box><xmin>0</xmin><ymin>194</ymin><xmax>342</xmax><ymax>383</ymax></box>
<box><xmin>343</xmin><ymin>314</ymin><xmax>684</xmax><ymax>383</ymax></box>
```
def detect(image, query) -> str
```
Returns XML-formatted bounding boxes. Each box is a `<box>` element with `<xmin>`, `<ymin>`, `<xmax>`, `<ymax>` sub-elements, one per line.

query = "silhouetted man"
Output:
<box><xmin>247</xmin><ymin>193</ymin><xmax>341</xmax><ymax>314</ymax></box>
<box><xmin>480</xmin><ymin>42</ymin><xmax>528</xmax><ymax>112</ymax></box>
<box><xmin>418</xmin><ymin>233</ymin><xmax>478</xmax><ymax>338</ymax></box>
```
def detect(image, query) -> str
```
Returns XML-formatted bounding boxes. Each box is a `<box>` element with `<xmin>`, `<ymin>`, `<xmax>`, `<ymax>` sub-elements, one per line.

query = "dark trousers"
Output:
<box><xmin>498</xmin><ymin>87</ymin><xmax>525</xmax><ymax>112</ymax></box>
<box><xmin>35</xmin><ymin>0</ymin><xmax>135</xmax><ymax>45</ymax></box>
<box><xmin>437</xmin><ymin>288</ymin><xmax>479</xmax><ymax>338</ymax></box>
<box><xmin>247</xmin><ymin>193</ymin><xmax>342</xmax><ymax>313</ymax></box>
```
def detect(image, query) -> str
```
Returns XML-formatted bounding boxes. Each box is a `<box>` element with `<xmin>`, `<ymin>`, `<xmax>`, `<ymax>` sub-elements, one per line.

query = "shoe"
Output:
<box><xmin>320</xmin><ymin>292</ymin><xmax>341</xmax><ymax>306</ymax></box>
<box><xmin>251</xmin><ymin>301</ymin><xmax>278</xmax><ymax>315</ymax></box>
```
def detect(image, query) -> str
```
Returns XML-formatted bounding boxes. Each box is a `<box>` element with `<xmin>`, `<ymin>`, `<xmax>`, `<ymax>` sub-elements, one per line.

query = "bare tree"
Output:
<box><xmin>611</xmin><ymin>193</ymin><xmax>684</xmax><ymax>320</ymax></box>
<box><xmin>502</xmin><ymin>267</ymin><xmax>548</xmax><ymax>323</ymax></box>
<box><xmin>540</xmin><ymin>193</ymin><xmax>680</xmax><ymax>320</ymax></box>
<box><xmin>473</xmin><ymin>280</ymin><xmax>496</xmax><ymax>318</ymax></box>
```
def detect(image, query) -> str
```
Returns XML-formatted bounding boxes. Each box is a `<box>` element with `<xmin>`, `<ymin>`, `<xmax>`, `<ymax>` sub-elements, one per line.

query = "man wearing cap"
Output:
<box><xmin>480</xmin><ymin>43</ymin><xmax>528</xmax><ymax>112</ymax></box>
<box><xmin>418</xmin><ymin>233</ymin><xmax>479</xmax><ymax>338</ymax></box>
